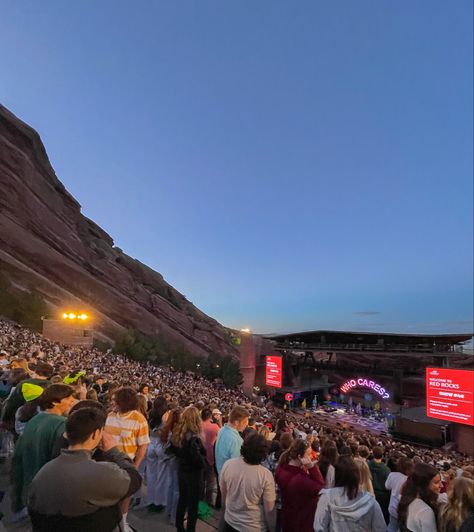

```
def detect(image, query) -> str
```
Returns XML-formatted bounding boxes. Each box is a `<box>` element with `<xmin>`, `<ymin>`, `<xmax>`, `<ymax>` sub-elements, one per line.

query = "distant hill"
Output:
<box><xmin>0</xmin><ymin>104</ymin><xmax>238</xmax><ymax>358</ymax></box>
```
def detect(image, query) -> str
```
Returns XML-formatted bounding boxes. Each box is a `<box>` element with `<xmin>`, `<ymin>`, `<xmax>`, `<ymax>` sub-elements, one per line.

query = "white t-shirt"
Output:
<box><xmin>220</xmin><ymin>457</ymin><xmax>276</xmax><ymax>532</ymax></box>
<box><xmin>385</xmin><ymin>472</ymin><xmax>407</xmax><ymax>517</ymax></box>
<box><xmin>406</xmin><ymin>498</ymin><xmax>437</xmax><ymax>532</ymax></box>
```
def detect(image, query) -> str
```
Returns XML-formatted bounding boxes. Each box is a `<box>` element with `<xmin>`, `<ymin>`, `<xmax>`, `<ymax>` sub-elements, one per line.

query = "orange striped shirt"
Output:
<box><xmin>105</xmin><ymin>410</ymin><xmax>150</xmax><ymax>459</ymax></box>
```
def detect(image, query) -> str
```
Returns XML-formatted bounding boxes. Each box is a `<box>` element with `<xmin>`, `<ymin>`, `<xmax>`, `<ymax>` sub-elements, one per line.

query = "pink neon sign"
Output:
<box><xmin>340</xmin><ymin>378</ymin><xmax>390</xmax><ymax>400</ymax></box>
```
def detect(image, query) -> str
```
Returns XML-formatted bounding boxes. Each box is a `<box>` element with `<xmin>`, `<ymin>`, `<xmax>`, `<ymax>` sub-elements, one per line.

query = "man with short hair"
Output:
<box><xmin>12</xmin><ymin>384</ymin><xmax>76</xmax><ymax>513</ymax></box>
<box><xmin>211</xmin><ymin>408</ymin><xmax>223</xmax><ymax>427</ymax></box>
<box><xmin>368</xmin><ymin>445</ymin><xmax>391</xmax><ymax>524</ymax></box>
<box><xmin>215</xmin><ymin>406</ymin><xmax>249</xmax><ymax>476</ymax></box>
<box><xmin>242</xmin><ymin>417</ymin><xmax>258</xmax><ymax>440</ymax></box>
<box><xmin>28</xmin><ymin>407</ymin><xmax>142</xmax><ymax>531</ymax></box>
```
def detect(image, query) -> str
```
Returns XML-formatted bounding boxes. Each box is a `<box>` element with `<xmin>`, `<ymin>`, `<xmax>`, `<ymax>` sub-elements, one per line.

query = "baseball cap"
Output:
<box><xmin>212</xmin><ymin>408</ymin><xmax>222</xmax><ymax>415</ymax></box>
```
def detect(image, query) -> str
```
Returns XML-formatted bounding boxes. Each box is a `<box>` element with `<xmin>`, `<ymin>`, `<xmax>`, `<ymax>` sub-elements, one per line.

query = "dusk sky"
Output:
<box><xmin>1</xmin><ymin>1</ymin><xmax>473</xmax><ymax>335</ymax></box>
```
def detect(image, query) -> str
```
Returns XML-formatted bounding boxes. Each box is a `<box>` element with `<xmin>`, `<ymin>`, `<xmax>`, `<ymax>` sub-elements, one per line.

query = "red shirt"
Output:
<box><xmin>202</xmin><ymin>420</ymin><xmax>220</xmax><ymax>466</ymax></box>
<box><xmin>275</xmin><ymin>463</ymin><xmax>325</xmax><ymax>532</ymax></box>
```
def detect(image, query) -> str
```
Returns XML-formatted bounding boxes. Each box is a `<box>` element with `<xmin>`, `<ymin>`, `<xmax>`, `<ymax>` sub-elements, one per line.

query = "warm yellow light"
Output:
<box><xmin>79</xmin><ymin>313</ymin><xmax>88</xmax><ymax>320</ymax></box>
<box><xmin>62</xmin><ymin>313</ymin><xmax>68</xmax><ymax>319</ymax></box>
<box><xmin>68</xmin><ymin>313</ymin><xmax>76</xmax><ymax>319</ymax></box>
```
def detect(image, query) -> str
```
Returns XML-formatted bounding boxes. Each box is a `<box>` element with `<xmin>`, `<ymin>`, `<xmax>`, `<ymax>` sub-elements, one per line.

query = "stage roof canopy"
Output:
<box><xmin>265</xmin><ymin>330</ymin><xmax>473</xmax><ymax>348</ymax></box>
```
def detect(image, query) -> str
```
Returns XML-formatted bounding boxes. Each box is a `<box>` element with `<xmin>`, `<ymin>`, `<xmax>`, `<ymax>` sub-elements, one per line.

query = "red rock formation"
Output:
<box><xmin>0</xmin><ymin>104</ymin><xmax>238</xmax><ymax>358</ymax></box>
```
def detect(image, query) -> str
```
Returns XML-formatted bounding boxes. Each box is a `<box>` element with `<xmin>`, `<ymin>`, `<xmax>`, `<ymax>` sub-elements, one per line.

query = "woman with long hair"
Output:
<box><xmin>164</xmin><ymin>408</ymin><xmax>181</xmax><ymax>525</ymax></box>
<box><xmin>275</xmin><ymin>417</ymin><xmax>289</xmax><ymax>441</ymax></box>
<box><xmin>398</xmin><ymin>463</ymin><xmax>441</xmax><ymax>532</ymax></box>
<box><xmin>318</xmin><ymin>440</ymin><xmax>339</xmax><ymax>488</ymax></box>
<box><xmin>148</xmin><ymin>395</ymin><xmax>169</xmax><ymax>430</ymax></box>
<box><xmin>173</xmin><ymin>406</ymin><xmax>207</xmax><ymax>532</ymax></box>
<box><xmin>314</xmin><ymin>456</ymin><xmax>386</xmax><ymax>532</ymax></box>
<box><xmin>438</xmin><ymin>477</ymin><xmax>474</xmax><ymax>532</ymax></box>
<box><xmin>355</xmin><ymin>457</ymin><xmax>374</xmax><ymax>495</ymax></box>
<box><xmin>136</xmin><ymin>393</ymin><xmax>149</xmax><ymax>418</ymax></box>
<box><xmin>275</xmin><ymin>438</ymin><xmax>325</xmax><ymax>532</ymax></box>
<box><xmin>146</xmin><ymin>406</ymin><xmax>181</xmax><ymax>518</ymax></box>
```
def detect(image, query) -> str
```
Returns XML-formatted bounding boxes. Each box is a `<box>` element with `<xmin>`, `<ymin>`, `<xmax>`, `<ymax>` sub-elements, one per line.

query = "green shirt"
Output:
<box><xmin>368</xmin><ymin>460</ymin><xmax>391</xmax><ymax>496</ymax></box>
<box><xmin>11</xmin><ymin>412</ymin><xmax>66</xmax><ymax>511</ymax></box>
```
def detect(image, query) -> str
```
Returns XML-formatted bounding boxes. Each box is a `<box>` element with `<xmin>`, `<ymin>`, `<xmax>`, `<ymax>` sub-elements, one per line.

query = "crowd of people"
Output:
<box><xmin>0</xmin><ymin>318</ymin><xmax>472</xmax><ymax>532</ymax></box>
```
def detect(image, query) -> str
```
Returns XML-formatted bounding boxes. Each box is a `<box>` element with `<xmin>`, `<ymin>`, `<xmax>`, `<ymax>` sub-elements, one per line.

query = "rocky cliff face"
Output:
<box><xmin>0</xmin><ymin>104</ymin><xmax>238</xmax><ymax>358</ymax></box>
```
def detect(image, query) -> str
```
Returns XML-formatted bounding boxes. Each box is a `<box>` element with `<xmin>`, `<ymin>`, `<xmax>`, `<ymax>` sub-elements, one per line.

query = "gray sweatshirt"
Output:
<box><xmin>313</xmin><ymin>487</ymin><xmax>386</xmax><ymax>532</ymax></box>
<box><xmin>28</xmin><ymin>448</ymin><xmax>141</xmax><ymax>531</ymax></box>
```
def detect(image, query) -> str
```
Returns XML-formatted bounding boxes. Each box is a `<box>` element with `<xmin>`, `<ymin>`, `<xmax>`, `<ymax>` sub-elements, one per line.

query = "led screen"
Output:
<box><xmin>266</xmin><ymin>355</ymin><xmax>283</xmax><ymax>388</ymax></box>
<box><xmin>426</xmin><ymin>368</ymin><xmax>474</xmax><ymax>426</ymax></box>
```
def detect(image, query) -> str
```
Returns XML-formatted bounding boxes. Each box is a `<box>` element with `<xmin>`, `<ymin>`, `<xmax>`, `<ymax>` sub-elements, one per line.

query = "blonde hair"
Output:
<box><xmin>258</xmin><ymin>425</ymin><xmax>271</xmax><ymax>440</ymax></box>
<box><xmin>171</xmin><ymin>406</ymin><xmax>202</xmax><ymax>447</ymax></box>
<box><xmin>354</xmin><ymin>457</ymin><xmax>374</xmax><ymax>495</ymax></box>
<box><xmin>11</xmin><ymin>358</ymin><xmax>30</xmax><ymax>373</ymax></box>
<box><xmin>438</xmin><ymin>477</ymin><xmax>474</xmax><ymax>532</ymax></box>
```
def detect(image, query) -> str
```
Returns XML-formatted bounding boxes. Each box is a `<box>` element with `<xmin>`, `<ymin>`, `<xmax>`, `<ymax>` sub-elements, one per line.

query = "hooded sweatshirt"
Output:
<box><xmin>275</xmin><ymin>463</ymin><xmax>325</xmax><ymax>532</ymax></box>
<box><xmin>313</xmin><ymin>487</ymin><xmax>386</xmax><ymax>532</ymax></box>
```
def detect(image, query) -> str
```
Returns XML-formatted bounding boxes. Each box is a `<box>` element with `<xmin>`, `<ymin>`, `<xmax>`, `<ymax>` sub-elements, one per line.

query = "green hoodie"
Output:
<box><xmin>11</xmin><ymin>412</ymin><xmax>66</xmax><ymax>511</ymax></box>
<box><xmin>368</xmin><ymin>460</ymin><xmax>390</xmax><ymax>495</ymax></box>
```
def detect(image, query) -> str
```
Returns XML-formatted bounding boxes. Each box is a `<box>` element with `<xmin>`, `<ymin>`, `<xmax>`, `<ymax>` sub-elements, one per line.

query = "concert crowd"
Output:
<box><xmin>0</xmin><ymin>318</ymin><xmax>472</xmax><ymax>532</ymax></box>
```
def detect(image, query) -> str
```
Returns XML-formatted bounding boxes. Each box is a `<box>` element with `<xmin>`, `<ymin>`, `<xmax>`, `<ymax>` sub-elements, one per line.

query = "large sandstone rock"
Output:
<box><xmin>0</xmin><ymin>104</ymin><xmax>238</xmax><ymax>358</ymax></box>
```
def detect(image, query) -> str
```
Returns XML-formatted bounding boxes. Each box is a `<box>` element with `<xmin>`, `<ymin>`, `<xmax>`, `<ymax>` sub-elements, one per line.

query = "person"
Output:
<box><xmin>368</xmin><ymin>445</ymin><xmax>391</xmax><ymax>523</ymax></box>
<box><xmin>398</xmin><ymin>463</ymin><xmax>441</xmax><ymax>532</ymax></box>
<box><xmin>2</xmin><ymin>361</ymin><xmax>53</xmax><ymax>429</ymax></box>
<box><xmin>27</xmin><ymin>407</ymin><xmax>142</xmax><ymax>532</ymax></box>
<box><xmin>357</xmin><ymin>445</ymin><xmax>370</xmax><ymax>461</ymax></box>
<box><xmin>63</xmin><ymin>370</ymin><xmax>88</xmax><ymax>400</ymax></box>
<box><xmin>105</xmin><ymin>387</ymin><xmax>150</xmax><ymax>467</ymax></box>
<box><xmin>242</xmin><ymin>417</ymin><xmax>258</xmax><ymax>439</ymax></box>
<box><xmin>313</xmin><ymin>456</ymin><xmax>386</xmax><ymax>532</ymax></box>
<box><xmin>275</xmin><ymin>418</ymin><xmax>289</xmax><ymax>441</ymax></box>
<box><xmin>14</xmin><ymin>382</ymin><xmax>45</xmax><ymax>436</ymax></box>
<box><xmin>105</xmin><ymin>387</ymin><xmax>150</xmax><ymax>530</ymax></box>
<box><xmin>136</xmin><ymin>394</ymin><xmax>149</xmax><ymax>418</ymax></box>
<box><xmin>215</xmin><ymin>406</ymin><xmax>249</xmax><ymax>476</ymax></box>
<box><xmin>318</xmin><ymin>440</ymin><xmax>339</xmax><ymax>488</ymax></box>
<box><xmin>201</xmin><ymin>407</ymin><xmax>220</xmax><ymax>506</ymax></box>
<box><xmin>92</xmin><ymin>376</ymin><xmax>109</xmax><ymax>400</ymax></box>
<box><xmin>220</xmin><ymin>433</ymin><xmax>276</xmax><ymax>532</ymax></box>
<box><xmin>212</xmin><ymin>408</ymin><xmax>223</xmax><ymax>427</ymax></box>
<box><xmin>148</xmin><ymin>395</ymin><xmax>169</xmax><ymax>431</ymax></box>
<box><xmin>275</xmin><ymin>438</ymin><xmax>325</xmax><ymax>532</ymax></box>
<box><xmin>385</xmin><ymin>456</ymin><xmax>414</xmax><ymax>532</ymax></box>
<box><xmin>138</xmin><ymin>383</ymin><xmax>152</xmax><ymax>411</ymax></box>
<box><xmin>146</xmin><ymin>407</ymin><xmax>180</xmax><ymax>524</ymax></box>
<box><xmin>258</xmin><ymin>424</ymin><xmax>272</xmax><ymax>441</ymax></box>
<box><xmin>172</xmin><ymin>406</ymin><xmax>207</xmax><ymax>532</ymax></box>
<box><xmin>354</xmin><ymin>457</ymin><xmax>374</xmax><ymax>495</ymax></box>
<box><xmin>438</xmin><ymin>476</ymin><xmax>474</xmax><ymax>532</ymax></box>
<box><xmin>11</xmin><ymin>384</ymin><xmax>76</xmax><ymax>513</ymax></box>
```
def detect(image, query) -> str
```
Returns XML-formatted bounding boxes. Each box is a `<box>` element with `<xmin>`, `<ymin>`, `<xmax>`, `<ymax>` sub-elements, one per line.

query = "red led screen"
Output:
<box><xmin>426</xmin><ymin>368</ymin><xmax>474</xmax><ymax>426</ymax></box>
<box><xmin>266</xmin><ymin>356</ymin><xmax>283</xmax><ymax>388</ymax></box>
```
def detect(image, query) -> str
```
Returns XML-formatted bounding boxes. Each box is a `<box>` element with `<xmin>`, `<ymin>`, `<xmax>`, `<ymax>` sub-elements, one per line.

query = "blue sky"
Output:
<box><xmin>1</xmin><ymin>1</ymin><xmax>473</xmax><ymax>334</ymax></box>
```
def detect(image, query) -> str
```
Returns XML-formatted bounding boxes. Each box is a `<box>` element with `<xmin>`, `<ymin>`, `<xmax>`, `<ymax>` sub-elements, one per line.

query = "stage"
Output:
<box><xmin>310</xmin><ymin>407</ymin><xmax>389</xmax><ymax>434</ymax></box>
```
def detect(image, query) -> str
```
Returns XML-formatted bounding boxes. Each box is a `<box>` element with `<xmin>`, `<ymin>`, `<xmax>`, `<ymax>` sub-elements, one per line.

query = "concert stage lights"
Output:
<box><xmin>62</xmin><ymin>312</ymin><xmax>89</xmax><ymax>321</ymax></box>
